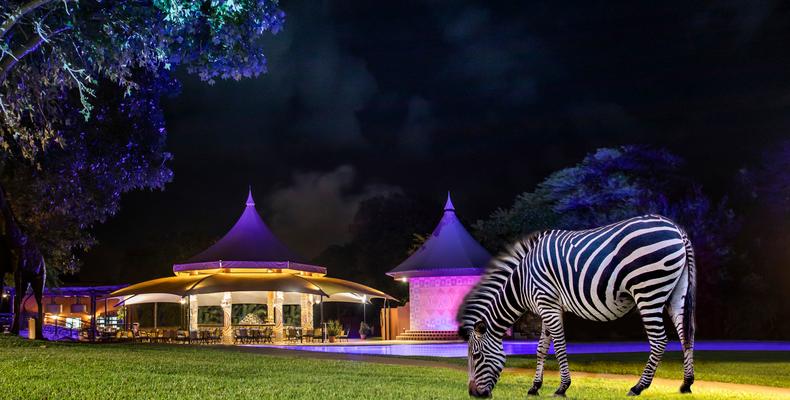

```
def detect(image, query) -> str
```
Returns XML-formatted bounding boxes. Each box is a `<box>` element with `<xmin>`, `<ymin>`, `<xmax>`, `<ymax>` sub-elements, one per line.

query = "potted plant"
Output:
<box><xmin>359</xmin><ymin>321</ymin><xmax>371</xmax><ymax>340</ymax></box>
<box><xmin>326</xmin><ymin>320</ymin><xmax>342</xmax><ymax>343</ymax></box>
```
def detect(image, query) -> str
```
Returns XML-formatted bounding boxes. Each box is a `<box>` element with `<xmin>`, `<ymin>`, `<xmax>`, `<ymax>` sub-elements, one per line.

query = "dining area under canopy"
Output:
<box><xmin>110</xmin><ymin>189</ymin><xmax>395</xmax><ymax>343</ymax></box>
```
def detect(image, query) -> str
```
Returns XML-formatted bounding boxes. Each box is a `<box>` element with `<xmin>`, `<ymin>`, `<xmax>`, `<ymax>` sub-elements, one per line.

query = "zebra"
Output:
<box><xmin>458</xmin><ymin>215</ymin><xmax>695</xmax><ymax>397</ymax></box>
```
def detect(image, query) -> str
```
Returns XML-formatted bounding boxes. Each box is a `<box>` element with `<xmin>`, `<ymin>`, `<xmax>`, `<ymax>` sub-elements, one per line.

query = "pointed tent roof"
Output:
<box><xmin>173</xmin><ymin>189</ymin><xmax>326</xmax><ymax>274</ymax></box>
<box><xmin>387</xmin><ymin>193</ymin><xmax>491</xmax><ymax>279</ymax></box>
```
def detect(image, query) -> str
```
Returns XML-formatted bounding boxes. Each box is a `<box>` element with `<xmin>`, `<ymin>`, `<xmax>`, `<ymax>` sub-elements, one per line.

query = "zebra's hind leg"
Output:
<box><xmin>541</xmin><ymin>310</ymin><xmax>571</xmax><ymax>397</ymax></box>
<box><xmin>528</xmin><ymin>327</ymin><xmax>551</xmax><ymax>396</ymax></box>
<box><xmin>628</xmin><ymin>305</ymin><xmax>668</xmax><ymax>396</ymax></box>
<box><xmin>668</xmin><ymin>296</ymin><xmax>695</xmax><ymax>393</ymax></box>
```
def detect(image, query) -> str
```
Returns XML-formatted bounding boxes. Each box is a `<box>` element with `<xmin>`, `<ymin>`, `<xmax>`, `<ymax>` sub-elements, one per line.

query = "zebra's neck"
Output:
<box><xmin>476</xmin><ymin>261</ymin><xmax>531</xmax><ymax>338</ymax></box>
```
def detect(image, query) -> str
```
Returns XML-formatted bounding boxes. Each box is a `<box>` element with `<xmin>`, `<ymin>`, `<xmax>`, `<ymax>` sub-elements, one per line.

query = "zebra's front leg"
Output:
<box><xmin>542</xmin><ymin>310</ymin><xmax>571</xmax><ymax>397</ymax></box>
<box><xmin>628</xmin><ymin>306</ymin><xmax>669</xmax><ymax>396</ymax></box>
<box><xmin>528</xmin><ymin>327</ymin><xmax>551</xmax><ymax>396</ymax></box>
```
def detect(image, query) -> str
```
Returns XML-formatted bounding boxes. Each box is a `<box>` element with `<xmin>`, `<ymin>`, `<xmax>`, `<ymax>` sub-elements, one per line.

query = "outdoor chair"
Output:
<box><xmin>251</xmin><ymin>328</ymin><xmax>262</xmax><ymax>344</ymax></box>
<box><xmin>303</xmin><ymin>329</ymin><xmax>313</xmax><ymax>343</ymax></box>
<box><xmin>236</xmin><ymin>328</ymin><xmax>249</xmax><ymax>344</ymax></box>
<box><xmin>338</xmin><ymin>329</ymin><xmax>349</xmax><ymax>342</ymax></box>
<box><xmin>294</xmin><ymin>328</ymin><xmax>303</xmax><ymax>343</ymax></box>
<box><xmin>285</xmin><ymin>327</ymin><xmax>294</xmax><ymax>342</ymax></box>
<box><xmin>263</xmin><ymin>327</ymin><xmax>273</xmax><ymax>343</ymax></box>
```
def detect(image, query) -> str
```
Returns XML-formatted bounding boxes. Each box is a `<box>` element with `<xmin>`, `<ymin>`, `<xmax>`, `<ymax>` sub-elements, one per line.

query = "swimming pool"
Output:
<box><xmin>247</xmin><ymin>340</ymin><xmax>790</xmax><ymax>358</ymax></box>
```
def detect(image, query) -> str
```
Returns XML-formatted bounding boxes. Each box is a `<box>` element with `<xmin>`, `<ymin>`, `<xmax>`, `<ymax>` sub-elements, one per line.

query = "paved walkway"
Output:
<box><xmin>228</xmin><ymin>345</ymin><xmax>790</xmax><ymax>398</ymax></box>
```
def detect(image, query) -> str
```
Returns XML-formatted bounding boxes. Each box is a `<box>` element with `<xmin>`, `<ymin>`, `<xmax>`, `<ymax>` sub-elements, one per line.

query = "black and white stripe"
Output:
<box><xmin>459</xmin><ymin>215</ymin><xmax>696</xmax><ymax>397</ymax></box>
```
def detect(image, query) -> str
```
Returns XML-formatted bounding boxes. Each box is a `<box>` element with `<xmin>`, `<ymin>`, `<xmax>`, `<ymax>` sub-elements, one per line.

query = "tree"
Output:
<box><xmin>474</xmin><ymin>145</ymin><xmax>737</xmax><ymax>337</ymax></box>
<box><xmin>727</xmin><ymin>140</ymin><xmax>790</xmax><ymax>338</ymax></box>
<box><xmin>0</xmin><ymin>0</ymin><xmax>285</xmax><ymax>159</ymax></box>
<box><xmin>1</xmin><ymin>74</ymin><xmax>175</xmax><ymax>276</ymax></box>
<box><xmin>0</xmin><ymin>0</ymin><xmax>285</xmax><ymax>336</ymax></box>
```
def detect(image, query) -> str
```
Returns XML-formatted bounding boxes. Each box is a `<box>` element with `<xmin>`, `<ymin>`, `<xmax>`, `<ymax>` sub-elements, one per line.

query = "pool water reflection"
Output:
<box><xmin>247</xmin><ymin>340</ymin><xmax>790</xmax><ymax>358</ymax></box>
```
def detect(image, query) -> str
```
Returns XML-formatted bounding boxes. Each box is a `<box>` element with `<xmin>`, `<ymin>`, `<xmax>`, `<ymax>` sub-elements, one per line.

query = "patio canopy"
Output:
<box><xmin>172</xmin><ymin>190</ymin><xmax>325</xmax><ymax>275</ymax></box>
<box><xmin>387</xmin><ymin>193</ymin><xmax>491</xmax><ymax>279</ymax></box>
<box><xmin>110</xmin><ymin>272</ymin><xmax>396</xmax><ymax>303</ymax></box>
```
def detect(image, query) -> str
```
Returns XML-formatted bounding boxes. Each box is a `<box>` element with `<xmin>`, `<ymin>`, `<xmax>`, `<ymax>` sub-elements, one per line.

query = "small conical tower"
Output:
<box><xmin>173</xmin><ymin>188</ymin><xmax>326</xmax><ymax>275</ymax></box>
<box><xmin>386</xmin><ymin>192</ymin><xmax>491</xmax><ymax>339</ymax></box>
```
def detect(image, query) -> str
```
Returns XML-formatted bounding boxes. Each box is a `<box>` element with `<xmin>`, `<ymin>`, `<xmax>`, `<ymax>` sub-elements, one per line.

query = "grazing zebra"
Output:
<box><xmin>458</xmin><ymin>215</ymin><xmax>695</xmax><ymax>398</ymax></box>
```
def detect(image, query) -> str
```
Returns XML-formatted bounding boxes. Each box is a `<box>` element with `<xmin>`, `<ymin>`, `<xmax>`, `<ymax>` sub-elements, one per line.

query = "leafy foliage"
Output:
<box><xmin>1</xmin><ymin>74</ymin><xmax>174</xmax><ymax>275</ymax></box>
<box><xmin>0</xmin><ymin>0</ymin><xmax>284</xmax><ymax>158</ymax></box>
<box><xmin>474</xmin><ymin>145</ymin><xmax>737</xmax><ymax>337</ymax></box>
<box><xmin>474</xmin><ymin>146</ymin><xmax>735</xmax><ymax>264</ymax></box>
<box><xmin>0</xmin><ymin>0</ymin><xmax>284</xmax><ymax>276</ymax></box>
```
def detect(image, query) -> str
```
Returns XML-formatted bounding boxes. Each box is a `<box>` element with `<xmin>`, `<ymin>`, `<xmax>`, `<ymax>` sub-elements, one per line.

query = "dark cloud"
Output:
<box><xmin>398</xmin><ymin>96</ymin><xmax>436</xmax><ymax>154</ymax></box>
<box><xmin>266</xmin><ymin>165</ymin><xmax>399</xmax><ymax>257</ymax></box>
<box><xmin>436</xmin><ymin>4</ymin><xmax>541</xmax><ymax>105</ymax></box>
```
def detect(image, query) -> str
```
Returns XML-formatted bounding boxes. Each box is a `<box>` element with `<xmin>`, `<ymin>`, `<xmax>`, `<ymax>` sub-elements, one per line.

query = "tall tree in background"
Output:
<box><xmin>728</xmin><ymin>140</ymin><xmax>790</xmax><ymax>337</ymax></box>
<box><xmin>474</xmin><ymin>145</ymin><xmax>737</xmax><ymax>337</ymax></box>
<box><xmin>0</xmin><ymin>0</ymin><xmax>285</xmax><ymax>336</ymax></box>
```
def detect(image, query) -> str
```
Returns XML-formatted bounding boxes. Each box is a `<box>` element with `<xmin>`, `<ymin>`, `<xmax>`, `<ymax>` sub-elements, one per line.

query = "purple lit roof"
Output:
<box><xmin>387</xmin><ymin>193</ymin><xmax>491</xmax><ymax>279</ymax></box>
<box><xmin>173</xmin><ymin>189</ymin><xmax>325</xmax><ymax>274</ymax></box>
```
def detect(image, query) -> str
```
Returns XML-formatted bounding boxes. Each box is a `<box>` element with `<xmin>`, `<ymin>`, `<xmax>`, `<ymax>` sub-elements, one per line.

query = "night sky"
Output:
<box><xmin>79</xmin><ymin>0</ymin><xmax>790</xmax><ymax>284</ymax></box>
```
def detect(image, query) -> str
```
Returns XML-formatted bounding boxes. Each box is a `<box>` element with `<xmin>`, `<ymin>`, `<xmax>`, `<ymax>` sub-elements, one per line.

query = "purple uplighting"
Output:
<box><xmin>248</xmin><ymin>340</ymin><xmax>790</xmax><ymax>358</ymax></box>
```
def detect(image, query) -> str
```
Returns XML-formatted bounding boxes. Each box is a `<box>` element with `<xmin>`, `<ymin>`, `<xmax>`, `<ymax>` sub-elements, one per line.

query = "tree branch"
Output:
<box><xmin>0</xmin><ymin>0</ymin><xmax>58</xmax><ymax>39</ymax></box>
<box><xmin>0</xmin><ymin>25</ymin><xmax>69</xmax><ymax>83</ymax></box>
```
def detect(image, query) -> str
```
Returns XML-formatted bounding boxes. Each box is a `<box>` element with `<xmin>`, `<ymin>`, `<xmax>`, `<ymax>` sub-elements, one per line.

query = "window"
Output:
<box><xmin>282</xmin><ymin>305</ymin><xmax>300</xmax><ymax>326</ymax></box>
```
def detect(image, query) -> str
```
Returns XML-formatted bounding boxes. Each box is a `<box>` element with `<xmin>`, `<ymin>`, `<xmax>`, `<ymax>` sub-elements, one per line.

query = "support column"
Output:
<box><xmin>266</xmin><ymin>292</ymin><xmax>274</xmax><ymax>324</ymax></box>
<box><xmin>221</xmin><ymin>292</ymin><xmax>233</xmax><ymax>344</ymax></box>
<box><xmin>90</xmin><ymin>294</ymin><xmax>97</xmax><ymax>342</ymax></box>
<box><xmin>273</xmin><ymin>291</ymin><xmax>284</xmax><ymax>340</ymax></box>
<box><xmin>189</xmin><ymin>295</ymin><xmax>198</xmax><ymax>334</ymax></box>
<box><xmin>300</xmin><ymin>294</ymin><xmax>314</xmax><ymax>332</ymax></box>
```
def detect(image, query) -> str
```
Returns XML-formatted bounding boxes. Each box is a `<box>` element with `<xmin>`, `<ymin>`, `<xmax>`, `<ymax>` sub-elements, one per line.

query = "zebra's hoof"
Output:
<box><xmin>527</xmin><ymin>388</ymin><xmax>539</xmax><ymax>396</ymax></box>
<box><xmin>553</xmin><ymin>392</ymin><xmax>566</xmax><ymax>398</ymax></box>
<box><xmin>627</xmin><ymin>390</ymin><xmax>639</xmax><ymax>396</ymax></box>
<box><xmin>680</xmin><ymin>384</ymin><xmax>692</xmax><ymax>394</ymax></box>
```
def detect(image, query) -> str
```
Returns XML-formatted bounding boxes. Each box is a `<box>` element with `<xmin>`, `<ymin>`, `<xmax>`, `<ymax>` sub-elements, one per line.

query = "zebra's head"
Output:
<box><xmin>460</xmin><ymin>320</ymin><xmax>505</xmax><ymax>398</ymax></box>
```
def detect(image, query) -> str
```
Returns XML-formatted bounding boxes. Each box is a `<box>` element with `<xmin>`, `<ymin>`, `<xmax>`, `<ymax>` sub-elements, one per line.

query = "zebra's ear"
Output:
<box><xmin>474</xmin><ymin>320</ymin><xmax>487</xmax><ymax>335</ymax></box>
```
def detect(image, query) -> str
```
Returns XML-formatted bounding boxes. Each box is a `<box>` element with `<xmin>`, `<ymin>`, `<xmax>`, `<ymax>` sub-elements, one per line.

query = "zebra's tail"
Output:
<box><xmin>681</xmin><ymin>230</ymin><xmax>696</xmax><ymax>348</ymax></box>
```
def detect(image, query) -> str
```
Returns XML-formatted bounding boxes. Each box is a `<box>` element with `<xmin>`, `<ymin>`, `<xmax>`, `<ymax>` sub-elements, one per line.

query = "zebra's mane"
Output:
<box><xmin>456</xmin><ymin>231</ymin><xmax>545</xmax><ymax>331</ymax></box>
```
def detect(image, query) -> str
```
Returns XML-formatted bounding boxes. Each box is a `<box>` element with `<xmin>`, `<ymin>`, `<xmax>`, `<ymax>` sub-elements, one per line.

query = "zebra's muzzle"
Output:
<box><xmin>468</xmin><ymin>381</ymin><xmax>491</xmax><ymax>398</ymax></box>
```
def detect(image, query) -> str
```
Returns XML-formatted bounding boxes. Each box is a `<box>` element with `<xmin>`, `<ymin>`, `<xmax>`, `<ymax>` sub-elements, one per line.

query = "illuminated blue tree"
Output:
<box><xmin>0</xmin><ymin>0</ymin><xmax>285</xmax><ymax>275</ymax></box>
<box><xmin>0</xmin><ymin>0</ymin><xmax>284</xmax><ymax>158</ymax></box>
<box><xmin>474</xmin><ymin>145</ymin><xmax>737</xmax><ymax>336</ymax></box>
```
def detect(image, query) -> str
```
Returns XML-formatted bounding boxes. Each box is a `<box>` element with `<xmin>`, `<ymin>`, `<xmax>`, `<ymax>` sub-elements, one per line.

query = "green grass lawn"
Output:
<box><xmin>0</xmin><ymin>336</ymin><xmax>788</xmax><ymax>400</ymax></box>
<box><xmin>500</xmin><ymin>351</ymin><xmax>790</xmax><ymax>389</ymax></box>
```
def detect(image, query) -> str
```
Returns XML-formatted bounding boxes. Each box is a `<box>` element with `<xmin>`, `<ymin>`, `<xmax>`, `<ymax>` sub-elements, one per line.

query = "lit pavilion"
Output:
<box><xmin>387</xmin><ymin>193</ymin><xmax>491</xmax><ymax>340</ymax></box>
<box><xmin>112</xmin><ymin>189</ymin><xmax>394</xmax><ymax>342</ymax></box>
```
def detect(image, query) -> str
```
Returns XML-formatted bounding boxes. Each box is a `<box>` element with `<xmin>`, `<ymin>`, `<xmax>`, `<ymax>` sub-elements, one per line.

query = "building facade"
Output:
<box><xmin>386</xmin><ymin>194</ymin><xmax>491</xmax><ymax>340</ymax></box>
